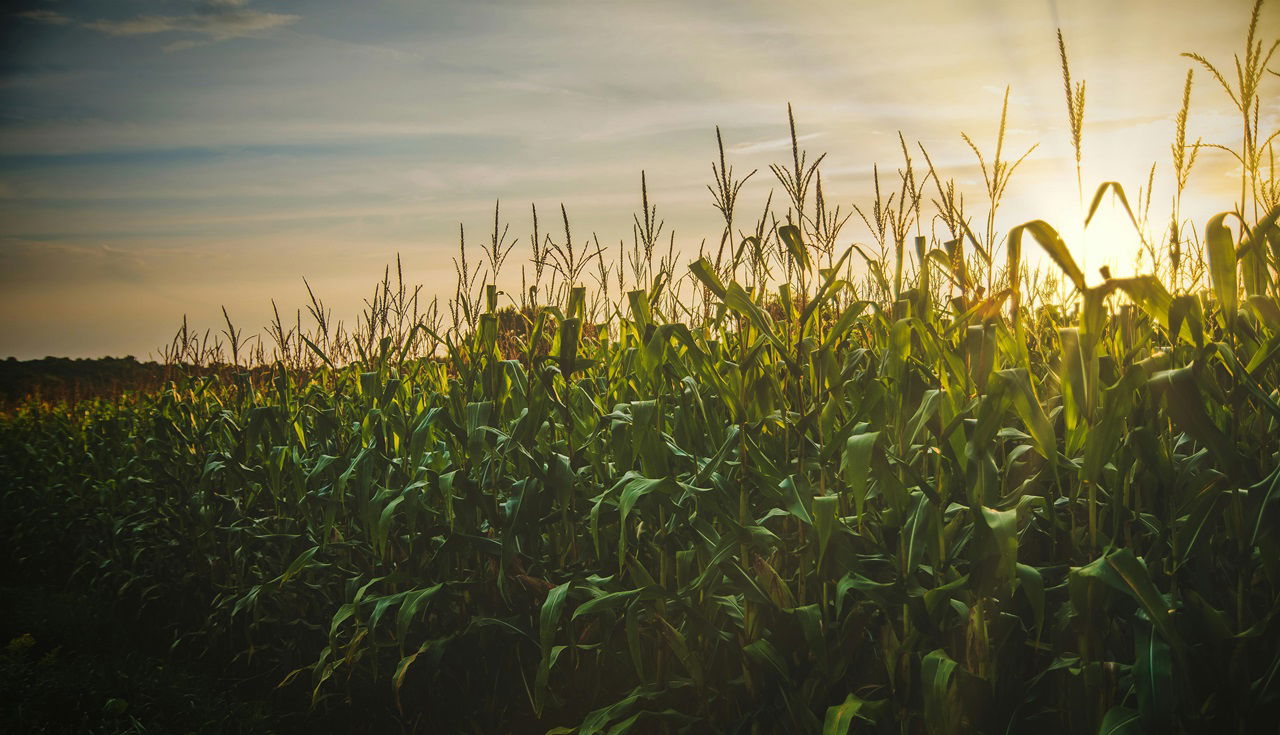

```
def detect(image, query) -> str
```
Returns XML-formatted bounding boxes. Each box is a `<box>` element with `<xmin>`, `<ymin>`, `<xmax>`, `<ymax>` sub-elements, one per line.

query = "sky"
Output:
<box><xmin>0</xmin><ymin>0</ymin><xmax>1273</xmax><ymax>359</ymax></box>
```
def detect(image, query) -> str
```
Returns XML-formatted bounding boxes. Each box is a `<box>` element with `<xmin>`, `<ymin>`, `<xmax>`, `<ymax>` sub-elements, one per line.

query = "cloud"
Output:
<box><xmin>16</xmin><ymin>10</ymin><xmax>73</xmax><ymax>26</ymax></box>
<box><xmin>730</xmin><ymin>132</ymin><xmax>824</xmax><ymax>155</ymax></box>
<box><xmin>0</xmin><ymin>239</ymin><xmax>151</xmax><ymax>286</ymax></box>
<box><xmin>25</xmin><ymin>0</ymin><xmax>300</xmax><ymax>50</ymax></box>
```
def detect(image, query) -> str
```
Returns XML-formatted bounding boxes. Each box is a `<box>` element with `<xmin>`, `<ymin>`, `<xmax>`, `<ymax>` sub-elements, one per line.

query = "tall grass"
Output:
<box><xmin>3</xmin><ymin>3</ymin><xmax>1280</xmax><ymax>733</ymax></box>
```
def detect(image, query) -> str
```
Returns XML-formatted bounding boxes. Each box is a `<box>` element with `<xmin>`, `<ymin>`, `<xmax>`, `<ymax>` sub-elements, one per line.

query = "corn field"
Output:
<box><xmin>3</xmin><ymin>4</ymin><xmax>1280</xmax><ymax>733</ymax></box>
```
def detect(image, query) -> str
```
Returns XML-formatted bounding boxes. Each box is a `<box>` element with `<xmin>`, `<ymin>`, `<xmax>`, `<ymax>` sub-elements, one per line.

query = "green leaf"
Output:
<box><xmin>752</xmin><ymin>555</ymin><xmax>797</xmax><ymax>609</ymax></box>
<box><xmin>1169</xmin><ymin>294</ymin><xmax>1205</xmax><ymax>346</ymax></box>
<box><xmin>821</xmin><ymin>300</ymin><xmax>876</xmax><ymax>350</ymax></box>
<box><xmin>823</xmin><ymin>693</ymin><xmax>876</xmax><ymax>734</ymax></box>
<box><xmin>1012</xmin><ymin>219</ymin><xmax>1085</xmax><ymax>289</ymax></box>
<box><xmin>573</xmin><ymin>589</ymin><xmax>637</xmax><ymax>620</ymax></box>
<box><xmin>1085</xmin><ymin>182</ymin><xmax>1143</xmax><ymax>242</ymax></box>
<box><xmin>743</xmin><ymin>638</ymin><xmax>790</xmax><ymax>682</ymax></box>
<box><xmin>839</xmin><ymin>432</ymin><xmax>880</xmax><ymax>525</ymax></box>
<box><xmin>902</xmin><ymin>491</ymin><xmax>936</xmax><ymax>575</ymax></box>
<box><xmin>688</xmin><ymin>257</ymin><xmax>727</xmax><ymax>300</ymax></box>
<box><xmin>577</xmin><ymin>689</ymin><xmax>661</xmax><ymax>735</ymax></box>
<box><xmin>1097</xmin><ymin>706</ymin><xmax>1143</xmax><ymax>735</ymax></box>
<box><xmin>813</xmin><ymin>494</ymin><xmax>840</xmax><ymax>566</ymax></box>
<box><xmin>971</xmin><ymin>505</ymin><xmax>1018</xmax><ymax>598</ymax></box>
<box><xmin>617</xmin><ymin>474</ymin><xmax>674</xmax><ymax>528</ymax></box>
<box><xmin>274</xmin><ymin>545</ymin><xmax>321</xmax><ymax>586</ymax></box>
<box><xmin>1206</xmin><ymin>212</ymin><xmax>1239</xmax><ymax>324</ymax></box>
<box><xmin>1016</xmin><ymin>563</ymin><xmax>1045</xmax><ymax>640</ymax></box>
<box><xmin>1110</xmin><ymin>276</ymin><xmax>1175</xmax><ymax>332</ymax></box>
<box><xmin>535</xmin><ymin>581</ymin><xmax>573</xmax><ymax>715</ymax></box>
<box><xmin>655</xmin><ymin>614</ymin><xmax>704</xmax><ymax>689</ymax></box>
<box><xmin>779</xmin><ymin>224</ymin><xmax>811</xmax><ymax>273</ymax></box>
<box><xmin>994</xmin><ymin>368</ymin><xmax>1055</xmax><ymax>461</ymax></box>
<box><xmin>1148</xmin><ymin>366</ymin><xmax>1235</xmax><ymax>467</ymax></box>
<box><xmin>396</xmin><ymin>584</ymin><xmax>443</xmax><ymax>642</ymax></box>
<box><xmin>921</xmin><ymin>648</ymin><xmax>959</xmax><ymax>735</ymax></box>
<box><xmin>1071</xmin><ymin>549</ymin><xmax>1180</xmax><ymax>649</ymax></box>
<box><xmin>1058</xmin><ymin>327</ymin><xmax>1091</xmax><ymax>432</ymax></box>
<box><xmin>780</xmin><ymin>474</ymin><xmax>815</xmax><ymax>527</ymax></box>
<box><xmin>1134</xmin><ymin>619</ymin><xmax>1174</xmax><ymax>731</ymax></box>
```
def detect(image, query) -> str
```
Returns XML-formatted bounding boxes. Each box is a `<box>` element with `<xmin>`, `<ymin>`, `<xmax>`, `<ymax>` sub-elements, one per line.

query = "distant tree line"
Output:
<box><xmin>0</xmin><ymin>356</ymin><xmax>169</xmax><ymax>409</ymax></box>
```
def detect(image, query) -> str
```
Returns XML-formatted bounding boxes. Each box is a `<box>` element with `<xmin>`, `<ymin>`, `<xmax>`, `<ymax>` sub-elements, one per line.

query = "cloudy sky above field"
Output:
<box><xmin>0</xmin><ymin>0</ymin><xmax>1273</xmax><ymax>358</ymax></box>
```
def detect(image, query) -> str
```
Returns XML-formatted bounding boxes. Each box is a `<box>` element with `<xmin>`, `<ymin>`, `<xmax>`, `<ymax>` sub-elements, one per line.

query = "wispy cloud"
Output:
<box><xmin>21</xmin><ymin>0</ymin><xmax>300</xmax><ymax>52</ymax></box>
<box><xmin>731</xmin><ymin>132</ymin><xmax>824</xmax><ymax>155</ymax></box>
<box><xmin>0</xmin><ymin>239</ymin><xmax>150</xmax><ymax>286</ymax></box>
<box><xmin>16</xmin><ymin>9</ymin><xmax>73</xmax><ymax>26</ymax></box>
